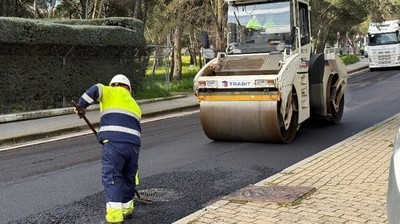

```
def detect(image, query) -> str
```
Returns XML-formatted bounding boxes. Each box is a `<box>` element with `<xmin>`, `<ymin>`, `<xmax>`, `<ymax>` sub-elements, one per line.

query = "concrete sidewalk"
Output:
<box><xmin>175</xmin><ymin>112</ymin><xmax>398</xmax><ymax>224</ymax></box>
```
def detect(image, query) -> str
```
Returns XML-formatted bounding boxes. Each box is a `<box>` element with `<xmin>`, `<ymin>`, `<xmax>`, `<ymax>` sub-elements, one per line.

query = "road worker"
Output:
<box><xmin>74</xmin><ymin>74</ymin><xmax>141</xmax><ymax>224</ymax></box>
<box><xmin>246</xmin><ymin>15</ymin><xmax>262</xmax><ymax>30</ymax></box>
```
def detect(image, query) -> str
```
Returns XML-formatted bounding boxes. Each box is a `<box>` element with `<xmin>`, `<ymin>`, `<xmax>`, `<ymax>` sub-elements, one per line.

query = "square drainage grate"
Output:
<box><xmin>224</xmin><ymin>185</ymin><xmax>316</xmax><ymax>205</ymax></box>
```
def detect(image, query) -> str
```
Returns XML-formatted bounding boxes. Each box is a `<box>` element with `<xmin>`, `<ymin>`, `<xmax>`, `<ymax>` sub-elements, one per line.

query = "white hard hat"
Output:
<box><xmin>109</xmin><ymin>74</ymin><xmax>131</xmax><ymax>93</ymax></box>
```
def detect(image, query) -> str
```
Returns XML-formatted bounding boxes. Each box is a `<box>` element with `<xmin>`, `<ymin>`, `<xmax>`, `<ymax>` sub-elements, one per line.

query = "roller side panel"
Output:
<box><xmin>308</xmin><ymin>53</ymin><xmax>328</xmax><ymax>116</ymax></box>
<box><xmin>292</xmin><ymin>72</ymin><xmax>310</xmax><ymax>123</ymax></box>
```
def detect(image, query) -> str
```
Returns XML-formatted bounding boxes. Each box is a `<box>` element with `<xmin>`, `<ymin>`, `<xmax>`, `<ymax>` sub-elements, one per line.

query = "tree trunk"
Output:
<box><xmin>48</xmin><ymin>0</ymin><xmax>56</xmax><ymax>19</ymax></box>
<box><xmin>14</xmin><ymin>0</ymin><xmax>18</xmax><ymax>17</ymax></box>
<box><xmin>151</xmin><ymin>49</ymin><xmax>158</xmax><ymax>77</ymax></box>
<box><xmin>208</xmin><ymin>0</ymin><xmax>227</xmax><ymax>54</ymax></box>
<box><xmin>169</xmin><ymin>49</ymin><xmax>174</xmax><ymax>80</ymax></box>
<box><xmin>133</xmin><ymin>0</ymin><xmax>141</xmax><ymax>19</ymax></box>
<box><xmin>142</xmin><ymin>0</ymin><xmax>148</xmax><ymax>26</ymax></box>
<box><xmin>215</xmin><ymin>0</ymin><xmax>226</xmax><ymax>53</ymax></box>
<box><xmin>198</xmin><ymin>52</ymin><xmax>203</xmax><ymax>68</ymax></box>
<box><xmin>189</xmin><ymin>34</ymin><xmax>195</xmax><ymax>65</ymax></box>
<box><xmin>92</xmin><ymin>0</ymin><xmax>97</xmax><ymax>19</ymax></box>
<box><xmin>97</xmin><ymin>0</ymin><xmax>104</xmax><ymax>18</ymax></box>
<box><xmin>33</xmin><ymin>0</ymin><xmax>37</xmax><ymax>18</ymax></box>
<box><xmin>0</xmin><ymin>0</ymin><xmax>3</xmax><ymax>16</ymax></box>
<box><xmin>80</xmin><ymin>0</ymin><xmax>87</xmax><ymax>19</ymax></box>
<box><xmin>192</xmin><ymin>32</ymin><xmax>198</xmax><ymax>67</ymax></box>
<box><xmin>315</xmin><ymin>20</ymin><xmax>334</xmax><ymax>53</ymax></box>
<box><xmin>172</xmin><ymin>23</ymin><xmax>183</xmax><ymax>81</ymax></box>
<box><xmin>171</xmin><ymin>1</ymin><xmax>184</xmax><ymax>82</ymax></box>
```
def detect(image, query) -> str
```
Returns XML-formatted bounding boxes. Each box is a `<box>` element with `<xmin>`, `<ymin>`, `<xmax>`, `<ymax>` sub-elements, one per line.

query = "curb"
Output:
<box><xmin>0</xmin><ymin>124</ymin><xmax>92</xmax><ymax>147</ymax></box>
<box><xmin>257</xmin><ymin>112</ymin><xmax>398</xmax><ymax>186</ymax></box>
<box><xmin>347</xmin><ymin>64</ymin><xmax>369</xmax><ymax>75</ymax></box>
<box><xmin>0</xmin><ymin>95</ymin><xmax>188</xmax><ymax>124</ymax></box>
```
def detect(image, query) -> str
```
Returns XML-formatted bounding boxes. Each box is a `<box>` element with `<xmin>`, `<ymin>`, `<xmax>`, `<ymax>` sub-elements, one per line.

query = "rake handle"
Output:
<box><xmin>71</xmin><ymin>100</ymin><xmax>98</xmax><ymax>136</ymax></box>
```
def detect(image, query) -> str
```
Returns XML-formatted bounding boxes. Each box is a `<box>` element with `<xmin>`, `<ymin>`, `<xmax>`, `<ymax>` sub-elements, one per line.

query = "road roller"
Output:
<box><xmin>193</xmin><ymin>0</ymin><xmax>347</xmax><ymax>143</ymax></box>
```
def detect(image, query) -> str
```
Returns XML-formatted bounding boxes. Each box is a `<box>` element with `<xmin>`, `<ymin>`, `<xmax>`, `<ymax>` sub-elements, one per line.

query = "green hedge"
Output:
<box><xmin>340</xmin><ymin>54</ymin><xmax>360</xmax><ymax>65</ymax></box>
<box><xmin>0</xmin><ymin>17</ymin><xmax>145</xmax><ymax>46</ymax></box>
<box><xmin>0</xmin><ymin>17</ymin><xmax>148</xmax><ymax>114</ymax></box>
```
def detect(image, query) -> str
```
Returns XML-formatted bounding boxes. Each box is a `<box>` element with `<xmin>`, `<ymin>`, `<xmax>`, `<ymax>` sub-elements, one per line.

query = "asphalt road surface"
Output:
<box><xmin>1</xmin><ymin>68</ymin><xmax>400</xmax><ymax>224</ymax></box>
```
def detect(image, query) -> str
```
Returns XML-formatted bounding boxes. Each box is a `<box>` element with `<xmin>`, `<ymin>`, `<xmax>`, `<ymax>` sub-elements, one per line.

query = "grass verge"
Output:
<box><xmin>135</xmin><ymin>55</ymin><xmax>199</xmax><ymax>100</ymax></box>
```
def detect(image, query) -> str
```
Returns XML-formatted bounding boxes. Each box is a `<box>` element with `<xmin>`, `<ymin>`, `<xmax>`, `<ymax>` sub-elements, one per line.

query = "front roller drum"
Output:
<box><xmin>199</xmin><ymin>100</ymin><xmax>298</xmax><ymax>143</ymax></box>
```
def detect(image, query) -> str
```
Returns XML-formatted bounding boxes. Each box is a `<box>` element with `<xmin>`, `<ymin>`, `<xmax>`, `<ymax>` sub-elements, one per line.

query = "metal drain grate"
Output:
<box><xmin>137</xmin><ymin>188</ymin><xmax>181</xmax><ymax>202</ymax></box>
<box><xmin>224</xmin><ymin>185</ymin><xmax>316</xmax><ymax>205</ymax></box>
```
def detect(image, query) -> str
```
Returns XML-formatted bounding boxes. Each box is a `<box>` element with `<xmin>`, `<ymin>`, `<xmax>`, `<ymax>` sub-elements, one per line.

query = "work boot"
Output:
<box><xmin>124</xmin><ymin>213</ymin><xmax>133</xmax><ymax>220</ymax></box>
<box><xmin>99</xmin><ymin>221</ymin><xmax>124</xmax><ymax>224</ymax></box>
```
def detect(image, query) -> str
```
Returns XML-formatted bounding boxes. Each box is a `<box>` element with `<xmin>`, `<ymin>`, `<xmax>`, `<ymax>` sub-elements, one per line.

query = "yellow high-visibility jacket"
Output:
<box><xmin>77</xmin><ymin>84</ymin><xmax>142</xmax><ymax>146</ymax></box>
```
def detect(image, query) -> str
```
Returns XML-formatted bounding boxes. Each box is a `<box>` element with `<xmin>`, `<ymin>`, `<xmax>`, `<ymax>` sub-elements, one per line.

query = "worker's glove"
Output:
<box><xmin>73</xmin><ymin>107</ymin><xmax>86</xmax><ymax>118</ymax></box>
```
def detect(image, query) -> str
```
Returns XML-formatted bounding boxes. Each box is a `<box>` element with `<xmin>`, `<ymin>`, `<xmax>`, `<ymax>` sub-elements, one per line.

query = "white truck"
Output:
<box><xmin>193</xmin><ymin>0</ymin><xmax>347</xmax><ymax>143</ymax></box>
<box><xmin>367</xmin><ymin>20</ymin><xmax>400</xmax><ymax>70</ymax></box>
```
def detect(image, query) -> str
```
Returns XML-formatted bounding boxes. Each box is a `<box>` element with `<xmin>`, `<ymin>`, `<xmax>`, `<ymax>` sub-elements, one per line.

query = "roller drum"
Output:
<box><xmin>199</xmin><ymin>101</ymin><xmax>284</xmax><ymax>142</ymax></box>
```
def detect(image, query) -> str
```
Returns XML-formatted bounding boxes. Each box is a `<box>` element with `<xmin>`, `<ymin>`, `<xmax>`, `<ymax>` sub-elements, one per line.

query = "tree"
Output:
<box><xmin>310</xmin><ymin>0</ymin><xmax>400</xmax><ymax>53</ymax></box>
<box><xmin>310</xmin><ymin>0</ymin><xmax>368</xmax><ymax>52</ymax></box>
<box><xmin>54</xmin><ymin>0</ymin><xmax>155</xmax><ymax>20</ymax></box>
<box><xmin>54</xmin><ymin>0</ymin><xmax>81</xmax><ymax>18</ymax></box>
<box><xmin>0</xmin><ymin>0</ymin><xmax>34</xmax><ymax>17</ymax></box>
<box><xmin>144</xmin><ymin>1</ymin><xmax>172</xmax><ymax>44</ymax></box>
<box><xmin>204</xmin><ymin>0</ymin><xmax>227</xmax><ymax>54</ymax></box>
<box><xmin>365</xmin><ymin>0</ymin><xmax>400</xmax><ymax>22</ymax></box>
<box><xmin>166</xmin><ymin>0</ymin><xmax>204</xmax><ymax>81</ymax></box>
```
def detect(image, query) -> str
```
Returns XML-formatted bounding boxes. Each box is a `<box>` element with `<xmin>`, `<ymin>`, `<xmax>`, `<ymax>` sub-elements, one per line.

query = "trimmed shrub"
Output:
<box><xmin>340</xmin><ymin>54</ymin><xmax>360</xmax><ymax>65</ymax></box>
<box><xmin>0</xmin><ymin>17</ymin><xmax>148</xmax><ymax>114</ymax></box>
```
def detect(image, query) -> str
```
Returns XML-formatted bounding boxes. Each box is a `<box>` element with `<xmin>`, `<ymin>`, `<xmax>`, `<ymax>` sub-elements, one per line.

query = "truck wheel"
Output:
<box><xmin>329</xmin><ymin>95</ymin><xmax>344</xmax><ymax>123</ymax></box>
<box><xmin>327</xmin><ymin>75</ymin><xmax>344</xmax><ymax>123</ymax></box>
<box><xmin>279</xmin><ymin>89</ymin><xmax>299</xmax><ymax>143</ymax></box>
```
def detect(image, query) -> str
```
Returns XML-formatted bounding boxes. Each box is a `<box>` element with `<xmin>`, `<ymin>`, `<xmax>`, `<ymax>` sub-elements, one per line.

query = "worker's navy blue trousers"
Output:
<box><xmin>102</xmin><ymin>141</ymin><xmax>139</xmax><ymax>204</ymax></box>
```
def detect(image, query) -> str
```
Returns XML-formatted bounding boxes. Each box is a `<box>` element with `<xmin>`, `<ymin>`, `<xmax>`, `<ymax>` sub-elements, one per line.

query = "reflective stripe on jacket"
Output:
<box><xmin>77</xmin><ymin>84</ymin><xmax>142</xmax><ymax>146</ymax></box>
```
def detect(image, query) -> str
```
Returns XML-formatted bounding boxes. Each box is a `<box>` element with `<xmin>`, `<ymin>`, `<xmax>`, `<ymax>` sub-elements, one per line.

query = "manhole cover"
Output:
<box><xmin>137</xmin><ymin>188</ymin><xmax>181</xmax><ymax>202</ymax></box>
<box><xmin>224</xmin><ymin>185</ymin><xmax>316</xmax><ymax>205</ymax></box>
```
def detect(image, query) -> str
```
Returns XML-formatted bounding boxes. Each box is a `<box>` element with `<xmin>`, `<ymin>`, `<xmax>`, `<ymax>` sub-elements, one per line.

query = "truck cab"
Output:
<box><xmin>367</xmin><ymin>20</ymin><xmax>400</xmax><ymax>70</ymax></box>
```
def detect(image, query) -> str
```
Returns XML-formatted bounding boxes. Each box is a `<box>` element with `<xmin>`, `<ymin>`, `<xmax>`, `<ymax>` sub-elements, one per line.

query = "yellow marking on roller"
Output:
<box><xmin>197</xmin><ymin>94</ymin><xmax>280</xmax><ymax>101</ymax></box>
